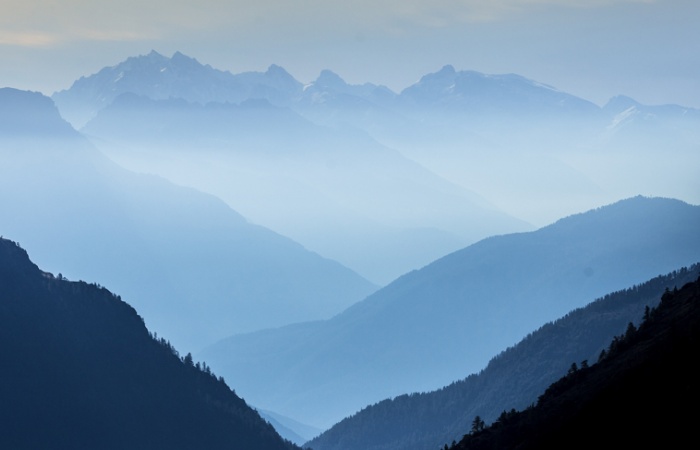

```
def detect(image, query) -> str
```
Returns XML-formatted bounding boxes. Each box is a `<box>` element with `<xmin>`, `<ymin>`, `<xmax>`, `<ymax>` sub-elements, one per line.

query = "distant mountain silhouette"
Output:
<box><xmin>600</xmin><ymin>94</ymin><xmax>700</xmax><ymax>149</ymax></box>
<box><xmin>52</xmin><ymin>50</ymin><xmax>303</xmax><ymax>127</ymax></box>
<box><xmin>56</xmin><ymin>51</ymin><xmax>700</xmax><ymax>134</ymax></box>
<box><xmin>0</xmin><ymin>237</ymin><xmax>299</xmax><ymax>450</ymax></box>
<box><xmin>450</xmin><ymin>273</ymin><xmax>700</xmax><ymax>450</ymax></box>
<box><xmin>306</xmin><ymin>263</ymin><xmax>700</xmax><ymax>450</ymax></box>
<box><xmin>79</xmin><ymin>83</ymin><xmax>530</xmax><ymax>285</ymax></box>
<box><xmin>198</xmin><ymin>196</ymin><xmax>700</xmax><ymax>429</ymax></box>
<box><xmin>0</xmin><ymin>88</ymin><xmax>76</xmax><ymax>137</ymax></box>
<box><xmin>398</xmin><ymin>64</ymin><xmax>600</xmax><ymax>116</ymax></box>
<box><xmin>52</xmin><ymin>52</ymin><xmax>603</xmax><ymax>127</ymax></box>
<box><xmin>258</xmin><ymin>410</ymin><xmax>322</xmax><ymax>446</ymax></box>
<box><xmin>0</xmin><ymin>87</ymin><xmax>377</xmax><ymax>352</ymax></box>
<box><xmin>51</xmin><ymin>50</ymin><xmax>700</xmax><ymax>253</ymax></box>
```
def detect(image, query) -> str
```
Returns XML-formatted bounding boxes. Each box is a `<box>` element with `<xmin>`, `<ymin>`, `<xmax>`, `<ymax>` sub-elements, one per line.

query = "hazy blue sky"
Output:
<box><xmin>1</xmin><ymin>0</ymin><xmax>698</xmax><ymax>107</ymax></box>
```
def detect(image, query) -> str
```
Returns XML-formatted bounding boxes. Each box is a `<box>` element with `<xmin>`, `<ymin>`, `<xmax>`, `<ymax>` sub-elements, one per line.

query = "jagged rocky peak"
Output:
<box><xmin>263</xmin><ymin>64</ymin><xmax>303</xmax><ymax>92</ymax></box>
<box><xmin>266</xmin><ymin>64</ymin><xmax>293</xmax><ymax>79</ymax></box>
<box><xmin>314</xmin><ymin>69</ymin><xmax>348</xmax><ymax>89</ymax></box>
<box><xmin>423</xmin><ymin>64</ymin><xmax>457</xmax><ymax>82</ymax></box>
<box><xmin>146</xmin><ymin>49</ymin><xmax>168</xmax><ymax>60</ymax></box>
<box><xmin>170</xmin><ymin>51</ymin><xmax>208</xmax><ymax>70</ymax></box>
<box><xmin>401</xmin><ymin>65</ymin><xmax>458</xmax><ymax>97</ymax></box>
<box><xmin>437</xmin><ymin>64</ymin><xmax>457</xmax><ymax>75</ymax></box>
<box><xmin>120</xmin><ymin>49</ymin><xmax>170</xmax><ymax>71</ymax></box>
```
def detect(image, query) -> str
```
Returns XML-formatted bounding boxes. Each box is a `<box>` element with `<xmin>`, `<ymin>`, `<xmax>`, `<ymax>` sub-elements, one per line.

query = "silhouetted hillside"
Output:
<box><xmin>306</xmin><ymin>263</ymin><xmax>700</xmax><ymax>450</ymax></box>
<box><xmin>0</xmin><ymin>87</ymin><xmax>377</xmax><ymax>352</ymax></box>
<box><xmin>200</xmin><ymin>196</ymin><xmax>700</xmax><ymax>429</ymax></box>
<box><xmin>451</xmin><ymin>274</ymin><xmax>700</xmax><ymax>450</ymax></box>
<box><xmin>0</xmin><ymin>237</ymin><xmax>298</xmax><ymax>450</ymax></box>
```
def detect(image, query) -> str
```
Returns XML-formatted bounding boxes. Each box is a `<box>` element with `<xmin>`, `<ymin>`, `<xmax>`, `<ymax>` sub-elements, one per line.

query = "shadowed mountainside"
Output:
<box><xmin>0</xmin><ymin>237</ymin><xmax>299</xmax><ymax>450</ymax></box>
<box><xmin>451</xmin><ymin>273</ymin><xmax>700</xmax><ymax>450</ymax></box>
<box><xmin>306</xmin><ymin>263</ymin><xmax>700</xmax><ymax>450</ymax></box>
<box><xmin>199</xmin><ymin>196</ymin><xmax>700</xmax><ymax>429</ymax></box>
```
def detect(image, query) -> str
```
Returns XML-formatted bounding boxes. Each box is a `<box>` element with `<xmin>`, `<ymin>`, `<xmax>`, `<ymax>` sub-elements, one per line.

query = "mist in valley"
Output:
<box><xmin>2</xmin><ymin>1</ymin><xmax>699</xmax><ymax>448</ymax></box>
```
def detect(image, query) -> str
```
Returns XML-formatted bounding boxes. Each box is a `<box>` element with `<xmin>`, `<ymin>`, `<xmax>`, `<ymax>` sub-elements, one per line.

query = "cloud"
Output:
<box><xmin>1</xmin><ymin>0</ymin><xmax>658</xmax><ymax>48</ymax></box>
<box><xmin>0</xmin><ymin>31</ymin><xmax>58</xmax><ymax>47</ymax></box>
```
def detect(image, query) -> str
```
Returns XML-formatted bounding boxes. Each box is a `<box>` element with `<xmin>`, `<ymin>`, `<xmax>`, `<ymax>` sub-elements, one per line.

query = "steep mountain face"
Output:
<box><xmin>52</xmin><ymin>50</ymin><xmax>303</xmax><ymax>127</ymax></box>
<box><xmin>452</xmin><ymin>274</ymin><xmax>700</xmax><ymax>450</ymax></box>
<box><xmin>198</xmin><ymin>196</ymin><xmax>700</xmax><ymax>429</ymax></box>
<box><xmin>306</xmin><ymin>264</ymin><xmax>700</xmax><ymax>450</ymax></box>
<box><xmin>0</xmin><ymin>237</ymin><xmax>298</xmax><ymax>450</ymax></box>
<box><xmin>0</xmin><ymin>87</ymin><xmax>377</xmax><ymax>352</ymax></box>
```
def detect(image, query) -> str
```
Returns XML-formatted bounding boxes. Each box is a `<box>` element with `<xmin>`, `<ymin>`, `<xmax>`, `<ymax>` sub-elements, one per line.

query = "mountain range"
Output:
<box><xmin>3</xmin><ymin>50</ymin><xmax>699</xmax><ymax>446</ymax></box>
<box><xmin>0</xmin><ymin>237</ymin><xmax>298</xmax><ymax>450</ymax></box>
<box><xmin>306</xmin><ymin>263</ymin><xmax>700</xmax><ymax>450</ymax></box>
<box><xmin>0</xmin><ymin>87</ymin><xmax>376</xmax><ymax>353</ymax></box>
<box><xmin>79</xmin><ymin>91</ymin><xmax>528</xmax><ymax>284</ymax></box>
<box><xmin>451</xmin><ymin>273</ymin><xmax>700</xmax><ymax>449</ymax></box>
<box><xmin>198</xmin><ymin>196</ymin><xmax>700</xmax><ymax>429</ymax></box>
<box><xmin>49</xmin><ymin>51</ymin><xmax>700</xmax><ymax>283</ymax></box>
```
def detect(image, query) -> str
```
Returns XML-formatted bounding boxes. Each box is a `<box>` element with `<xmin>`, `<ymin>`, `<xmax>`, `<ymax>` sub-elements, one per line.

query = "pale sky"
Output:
<box><xmin>1</xmin><ymin>0</ymin><xmax>699</xmax><ymax>107</ymax></box>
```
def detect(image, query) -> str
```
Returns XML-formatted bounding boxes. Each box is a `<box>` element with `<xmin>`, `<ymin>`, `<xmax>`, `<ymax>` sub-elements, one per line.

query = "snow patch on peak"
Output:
<box><xmin>604</xmin><ymin>95</ymin><xmax>640</xmax><ymax>113</ymax></box>
<box><xmin>528</xmin><ymin>79</ymin><xmax>560</xmax><ymax>93</ymax></box>
<box><xmin>608</xmin><ymin>106</ymin><xmax>639</xmax><ymax>130</ymax></box>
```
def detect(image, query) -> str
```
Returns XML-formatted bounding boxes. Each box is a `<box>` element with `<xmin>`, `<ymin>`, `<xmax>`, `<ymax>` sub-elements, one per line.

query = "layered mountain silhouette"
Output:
<box><xmin>59</xmin><ymin>51</ymin><xmax>535</xmax><ymax>284</ymax></box>
<box><xmin>306</xmin><ymin>263</ymin><xmax>700</xmax><ymax>450</ymax></box>
<box><xmin>51</xmin><ymin>50</ymin><xmax>394</xmax><ymax>128</ymax></box>
<box><xmin>51</xmin><ymin>51</ymin><xmax>700</xmax><ymax>281</ymax></box>
<box><xmin>52</xmin><ymin>50</ymin><xmax>304</xmax><ymax>128</ymax></box>
<box><xmin>4</xmin><ymin>50</ymin><xmax>699</xmax><ymax>448</ymax></box>
<box><xmin>80</xmin><ymin>90</ymin><xmax>529</xmax><ymax>284</ymax></box>
<box><xmin>198</xmin><ymin>196</ymin><xmax>700</xmax><ymax>429</ymax></box>
<box><xmin>258</xmin><ymin>410</ymin><xmax>323</xmax><ymax>446</ymax></box>
<box><xmin>383</xmin><ymin>67</ymin><xmax>700</xmax><ymax>225</ymax></box>
<box><xmin>0</xmin><ymin>87</ymin><xmax>376</xmax><ymax>352</ymax></box>
<box><xmin>398</xmin><ymin>64</ymin><xmax>600</xmax><ymax>115</ymax></box>
<box><xmin>0</xmin><ymin>237</ymin><xmax>299</xmax><ymax>450</ymax></box>
<box><xmin>450</xmin><ymin>273</ymin><xmax>700</xmax><ymax>450</ymax></box>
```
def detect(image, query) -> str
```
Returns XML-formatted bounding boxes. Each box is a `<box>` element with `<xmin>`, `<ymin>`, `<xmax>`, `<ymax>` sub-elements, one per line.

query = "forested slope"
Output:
<box><xmin>452</xmin><ymin>273</ymin><xmax>700</xmax><ymax>450</ymax></box>
<box><xmin>307</xmin><ymin>263</ymin><xmax>700</xmax><ymax>450</ymax></box>
<box><xmin>0</xmin><ymin>238</ymin><xmax>298</xmax><ymax>450</ymax></box>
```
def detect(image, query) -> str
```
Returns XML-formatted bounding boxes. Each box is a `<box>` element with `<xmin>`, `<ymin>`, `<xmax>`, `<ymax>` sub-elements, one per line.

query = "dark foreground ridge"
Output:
<box><xmin>0</xmin><ymin>237</ymin><xmax>299</xmax><ymax>450</ymax></box>
<box><xmin>451</xmin><ymin>274</ymin><xmax>700</xmax><ymax>450</ymax></box>
<box><xmin>307</xmin><ymin>263</ymin><xmax>700</xmax><ymax>450</ymax></box>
